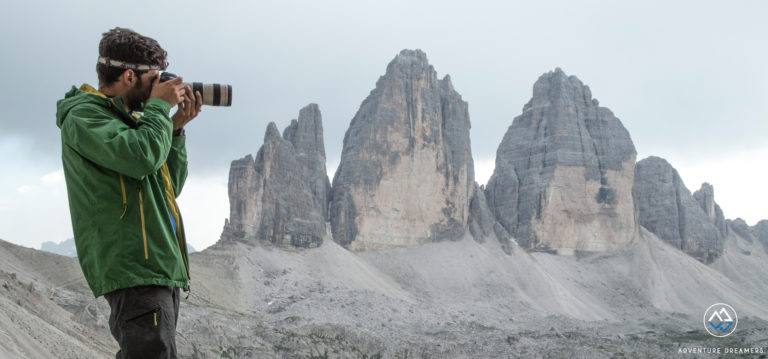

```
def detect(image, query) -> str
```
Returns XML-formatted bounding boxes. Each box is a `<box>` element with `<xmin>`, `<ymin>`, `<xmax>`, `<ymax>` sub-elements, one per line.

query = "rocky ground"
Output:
<box><xmin>1</xmin><ymin>230</ymin><xmax>767</xmax><ymax>358</ymax></box>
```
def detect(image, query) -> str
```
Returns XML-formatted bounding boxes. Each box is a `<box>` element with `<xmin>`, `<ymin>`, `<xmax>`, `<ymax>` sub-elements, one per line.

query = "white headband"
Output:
<box><xmin>98</xmin><ymin>56</ymin><xmax>163</xmax><ymax>71</ymax></box>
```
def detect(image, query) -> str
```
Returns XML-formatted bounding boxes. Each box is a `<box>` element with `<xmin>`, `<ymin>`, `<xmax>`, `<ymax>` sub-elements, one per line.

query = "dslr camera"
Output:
<box><xmin>160</xmin><ymin>72</ymin><xmax>232</xmax><ymax>107</ymax></box>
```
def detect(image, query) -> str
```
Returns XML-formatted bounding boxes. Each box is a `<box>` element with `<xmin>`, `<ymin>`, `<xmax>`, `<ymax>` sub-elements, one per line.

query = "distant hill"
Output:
<box><xmin>40</xmin><ymin>238</ymin><xmax>196</xmax><ymax>257</ymax></box>
<box><xmin>40</xmin><ymin>238</ymin><xmax>77</xmax><ymax>257</ymax></box>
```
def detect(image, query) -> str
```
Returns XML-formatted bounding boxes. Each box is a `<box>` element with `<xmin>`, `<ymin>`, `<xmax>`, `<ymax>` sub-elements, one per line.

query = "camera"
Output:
<box><xmin>159</xmin><ymin>72</ymin><xmax>232</xmax><ymax>107</ymax></box>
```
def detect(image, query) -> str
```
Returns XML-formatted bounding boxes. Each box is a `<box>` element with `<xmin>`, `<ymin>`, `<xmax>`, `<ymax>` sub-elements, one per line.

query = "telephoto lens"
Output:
<box><xmin>159</xmin><ymin>72</ymin><xmax>232</xmax><ymax>106</ymax></box>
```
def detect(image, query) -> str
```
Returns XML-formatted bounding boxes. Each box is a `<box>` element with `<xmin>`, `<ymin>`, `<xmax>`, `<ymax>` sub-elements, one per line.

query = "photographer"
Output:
<box><xmin>55</xmin><ymin>27</ymin><xmax>200</xmax><ymax>358</ymax></box>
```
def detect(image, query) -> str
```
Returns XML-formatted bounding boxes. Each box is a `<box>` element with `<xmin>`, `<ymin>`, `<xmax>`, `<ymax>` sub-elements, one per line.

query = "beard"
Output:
<box><xmin>124</xmin><ymin>75</ymin><xmax>152</xmax><ymax>112</ymax></box>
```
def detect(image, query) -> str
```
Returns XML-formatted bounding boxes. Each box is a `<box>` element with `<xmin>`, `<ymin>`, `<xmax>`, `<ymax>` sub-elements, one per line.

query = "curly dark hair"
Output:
<box><xmin>97</xmin><ymin>27</ymin><xmax>168</xmax><ymax>85</ymax></box>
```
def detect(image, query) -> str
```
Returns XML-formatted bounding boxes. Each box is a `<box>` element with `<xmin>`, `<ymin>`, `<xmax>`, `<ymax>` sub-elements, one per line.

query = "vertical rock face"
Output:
<box><xmin>752</xmin><ymin>220</ymin><xmax>768</xmax><ymax>251</ymax></box>
<box><xmin>486</xmin><ymin>68</ymin><xmax>637</xmax><ymax>253</ymax></box>
<box><xmin>727</xmin><ymin>218</ymin><xmax>754</xmax><ymax>243</ymax></box>
<box><xmin>633</xmin><ymin>156</ymin><xmax>723</xmax><ymax>263</ymax></box>
<box><xmin>693</xmin><ymin>183</ymin><xmax>727</xmax><ymax>237</ymax></box>
<box><xmin>330</xmin><ymin>49</ymin><xmax>474</xmax><ymax>250</ymax></box>
<box><xmin>222</xmin><ymin>104</ymin><xmax>331</xmax><ymax>248</ymax></box>
<box><xmin>468</xmin><ymin>183</ymin><xmax>494</xmax><ymax>241</ymax></box>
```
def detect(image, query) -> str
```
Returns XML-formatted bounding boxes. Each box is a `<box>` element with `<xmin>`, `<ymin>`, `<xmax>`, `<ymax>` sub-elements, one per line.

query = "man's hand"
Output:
<box><xmin>172</xmin><ymin>86</ymin><xmax>202</xmax><ymax>131</ymax></box>
<box><xmin>150</xmin><ymin>76</ymin><xmax>186</xmax><ymax>107</ymax></box>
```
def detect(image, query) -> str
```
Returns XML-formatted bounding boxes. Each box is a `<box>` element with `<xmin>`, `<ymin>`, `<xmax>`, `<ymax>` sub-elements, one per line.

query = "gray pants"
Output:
<box><xmin>104</xmin><ymin>285</ymin><xmax>180</xmax><ymax>359</ymax></box>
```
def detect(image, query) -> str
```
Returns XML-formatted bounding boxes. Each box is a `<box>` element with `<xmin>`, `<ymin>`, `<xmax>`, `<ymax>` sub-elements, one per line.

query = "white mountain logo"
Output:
<box><xmin>704</xmin><ymin>303</ymin><xmax>738</xmax><ymax>337</ymax></box>
<box><xmin>708</xmin><ymin>308</ymin><xmax>733</xmax><ymax>323</ymax></box>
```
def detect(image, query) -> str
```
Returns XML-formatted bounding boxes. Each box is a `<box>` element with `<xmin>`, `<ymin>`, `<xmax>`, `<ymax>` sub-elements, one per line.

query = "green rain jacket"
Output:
<box><xmin>56</xmin><ymin>84</ymin><xmax>190</xmax><ymax>297</ymax></box>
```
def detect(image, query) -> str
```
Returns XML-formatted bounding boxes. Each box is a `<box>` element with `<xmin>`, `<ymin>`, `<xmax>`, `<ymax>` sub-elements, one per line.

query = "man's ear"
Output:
<box><xmin>121</xmin><ymin>69</ymin><xmax>136</xmax><ymax>87</ymax></box>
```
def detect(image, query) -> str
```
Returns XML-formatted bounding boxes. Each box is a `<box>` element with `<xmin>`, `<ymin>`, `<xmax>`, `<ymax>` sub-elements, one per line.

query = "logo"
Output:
<box><xmin>704</xmin><ymin>303</ymin><xmax>737</xmax><ymax>337</ymax></box>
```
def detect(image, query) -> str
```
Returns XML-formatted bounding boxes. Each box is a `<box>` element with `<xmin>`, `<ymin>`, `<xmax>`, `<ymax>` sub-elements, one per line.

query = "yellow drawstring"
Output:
<box><xmin>119</xmin><ymin>174</ymin><xmax>127</xmax><ymax>219</ymax></box>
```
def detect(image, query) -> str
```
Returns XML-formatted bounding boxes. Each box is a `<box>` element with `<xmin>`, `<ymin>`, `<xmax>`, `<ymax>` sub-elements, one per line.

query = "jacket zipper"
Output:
<box><xmin>159</xmin><ymin>164</ymin><xmax>191</xmax><ymax>283</ymax></box>
<box><xmin>138</xmin><ymin>187</ymin><xmax>148</xmax><ymax>260</ymax></box>
<box><xmin>119</xmin><ymin>174</ymin><xmax>127</xmax><ymax>219</ymax></box>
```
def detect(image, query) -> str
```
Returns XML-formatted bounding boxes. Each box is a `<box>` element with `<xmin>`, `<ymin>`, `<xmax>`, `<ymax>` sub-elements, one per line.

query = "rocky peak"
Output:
<box><xmin>633</xmin><ymin>156</ymin><xmax>724</xmax><ymax>263</ymax></box>
<box><xmin>221</xmin><ymin>104</ymin><xmax>331</xmax><ymax>248</ymax></box>
<box><xmin>282</xmin><ymin>103</ymin><xmax>325</xmax><ymax>157</ymax></box>
<box><xmin>468</xmin><ymin>183</ymin><xmax>493</xmax><ymax>241</ymax></box>
<box><xmin>330</xmin><ymin>49</ymin><xmax>474</xmax><ymax>250</ymax></box>
<box><xmin>752</xmin><ymin>220</ymin><xmax>768</xmax><ymax>252</ymax></box>
<box><xmin>693</xmin><ymin>183</ymin><xmax>716</xmax><ymax>216</ymax></box>
<box><xmin>264</xmin><ymin>122</ymin><xmax>281</xmax><ymax>142</ymax></box>
<box><xmin>693</xmin><ymin>182</ymin><xmax>727</xmax><ymax>237</ymax></box>
<box><xmin>486</xmin><ymin>68</ymin><xmax>637</xmax><ymax>253</ymax></box>
<box><xmin>727</xmin><ymin>218</ymin><xmax>754</xmax><ymax>243</ymax></box>
<box><xmin>526</xmin><ymin>67</ymin><xmax>597</xmax><ymax>110</ymax></box>
<box><xmin>387</xmin><ymin>49</ymin><xmax>431</xmax><ymax>73</ymax></box>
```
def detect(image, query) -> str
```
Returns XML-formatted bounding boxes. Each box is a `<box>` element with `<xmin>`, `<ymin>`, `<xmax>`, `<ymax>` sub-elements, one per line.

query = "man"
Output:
<box><xmin>55</xmin><ymin>27</ymin><xmax>201</xmax><ymax>358</ymax></box>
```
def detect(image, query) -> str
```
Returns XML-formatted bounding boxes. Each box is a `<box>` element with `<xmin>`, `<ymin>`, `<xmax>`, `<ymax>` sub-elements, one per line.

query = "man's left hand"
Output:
<box><xmin>172</xmin><ymin>86</ymin><xmax>202</xmax><ymax>131</ymax></box>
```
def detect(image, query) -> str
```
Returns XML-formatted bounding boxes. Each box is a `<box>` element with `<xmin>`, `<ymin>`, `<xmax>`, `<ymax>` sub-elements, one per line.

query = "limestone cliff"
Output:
<box><xmin>633</xmin><ymin>156</ymin><xmax>723</xmax><ymax>263</ymax></box>
<box><xmin>221</xmin><ymin>104</ymin><xmax>331</xmax><ymax>248</ymax></box>
<box><xmin>693</xmin><ymin>183</ymin><xmax>727</xmax><ymax>237</ymax></box>
<box><xmin>727</xmin><ymin>218</ymin><xmax>754</xmax><ymax>244</ymax></box>
<box><xmin>752</xmin><ymin>220</ymin><xmax>768</xmax><ymax>252</ymax></box>
<box><xmin>330</xmin><ymin>49</ymin><xmax>474</xmax><ymax>250</ymax></box>
<box><xmin>486</xmin><ymin>68</ymin><xmax>638</xmax><ymax>254</ymax></box>
<box><xmin>468</xmin><ymin>183</ymin><xmax>494</xmax><ymax>242</ymax></box>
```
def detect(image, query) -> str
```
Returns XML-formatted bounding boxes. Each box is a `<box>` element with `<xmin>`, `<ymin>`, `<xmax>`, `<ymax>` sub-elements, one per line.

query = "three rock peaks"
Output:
<box><xmin>221</xmin><ymin>49</ymin><xmax>756</xmax><ymax>264</ymax></box>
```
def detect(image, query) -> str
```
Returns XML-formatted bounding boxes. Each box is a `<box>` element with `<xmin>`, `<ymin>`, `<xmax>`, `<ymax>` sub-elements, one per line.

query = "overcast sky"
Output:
<box><xmin>1</xmin><ymin>0</ymin><xmax>766</xmax><ymax>251</ymax></box>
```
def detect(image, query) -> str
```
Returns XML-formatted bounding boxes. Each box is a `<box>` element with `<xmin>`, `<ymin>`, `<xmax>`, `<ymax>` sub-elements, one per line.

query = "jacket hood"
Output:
<box><xmin>56</xmin><ymin>84</ymin><xmax>118</xmax><ymax>128</ymax></box>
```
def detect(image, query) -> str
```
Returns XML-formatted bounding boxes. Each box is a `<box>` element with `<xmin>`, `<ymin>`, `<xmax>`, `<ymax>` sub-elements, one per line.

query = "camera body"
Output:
<box><xmin>160</xmin><ymin>72</ymin><xmax>232</xmax><ymax>107</ymax></box>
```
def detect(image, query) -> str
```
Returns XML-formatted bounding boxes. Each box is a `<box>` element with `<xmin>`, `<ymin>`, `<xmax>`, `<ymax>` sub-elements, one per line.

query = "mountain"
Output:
<box><xmin>40</xmin><ymin>238</ymin><xmax>196</xmax><ymax>257</ymax></box>
<box><xmin>693</xmin><ymin>182</ymin><xmax>728</xmax><ymax>237</ymax></box>
<box><xmin>753</xmin><ymin>220</ymin><xmax>768</xmax><ymax>251</ymax></box>
<box><xmin>329</xmin><ymin>50</ymin><xmax>474</xmax><ymax>250</ymax></box>
<box><xmin>633</xmin><ymin>156</ymin><xmax>725</xmax><ymax>263</ymax></box>
<box><xmin>221</xmin><ymin>104</ymin><xmax>331</xmax><ymax>248</ymax></box>
<box><xmin>486</xmin><ymin>68</ymin><xmax>638</xmax><ymax>254</ymax></box>
<box><xmin>40</xmin><ymin>238</ymin><xmax>77</xmax><ymax>257</ymax></box>
<box><xmin>728</xmin><ymin>218</ymin><xmax>755</xmax><ymax>243</ymax></box>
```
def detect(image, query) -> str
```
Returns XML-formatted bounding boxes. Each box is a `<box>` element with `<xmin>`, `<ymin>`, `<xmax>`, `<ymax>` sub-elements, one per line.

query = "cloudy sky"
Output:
<box><xmin>1</xmin><ymin>0</ymin><xmax>766</xmax><ymax>251</ymax></box>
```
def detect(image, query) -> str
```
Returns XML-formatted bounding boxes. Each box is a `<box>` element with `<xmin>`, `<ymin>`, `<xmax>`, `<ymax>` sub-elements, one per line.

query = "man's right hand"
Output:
<box><xmin>150</xmin><ymin>76</ymin><xmax>186</xmax><ymax>107</ymax></box>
